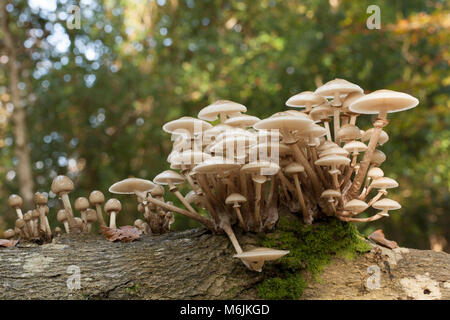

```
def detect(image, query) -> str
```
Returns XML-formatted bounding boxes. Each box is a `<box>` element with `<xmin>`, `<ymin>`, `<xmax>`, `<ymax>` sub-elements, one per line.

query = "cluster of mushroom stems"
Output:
<box><xmin>119</xmin><ymin>78</ymin><xmax>417</xmax><ymax>271</ymax></box>
<box><xmin>2</xmin><ymin>175</ymin><xmax>171</xmax><ymax>241</ymax></box>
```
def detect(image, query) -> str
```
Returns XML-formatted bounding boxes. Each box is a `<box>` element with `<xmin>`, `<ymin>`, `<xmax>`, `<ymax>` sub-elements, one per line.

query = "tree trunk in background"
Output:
<box><xmin>0</xmin><ymin>228</ymin><xmax>448</xmax><ymax>300</ymax></box>
<box><xmin>1</xmin><ymin>4</ymin><xmax>34</xmax><ymax>207</ymax></box>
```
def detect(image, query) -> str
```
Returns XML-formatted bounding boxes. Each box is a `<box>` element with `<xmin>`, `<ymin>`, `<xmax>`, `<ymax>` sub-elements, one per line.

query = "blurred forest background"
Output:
<box><xmin>0</xmin><ymin>0</ymin><xmax>448</xmax><ymax>251</ymax></box>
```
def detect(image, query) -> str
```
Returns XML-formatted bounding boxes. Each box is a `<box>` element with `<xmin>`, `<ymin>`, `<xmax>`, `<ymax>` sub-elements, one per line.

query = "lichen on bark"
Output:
<box><xmin>256</xmin><ymin>211</ymin><xmax>372</xmax><ymax>299</ymax></box>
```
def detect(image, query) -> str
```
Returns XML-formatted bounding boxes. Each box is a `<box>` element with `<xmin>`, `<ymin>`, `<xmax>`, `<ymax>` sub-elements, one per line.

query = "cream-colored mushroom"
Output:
<box><xmin>89</xmin><ymin>190</ymin><xmax>106</xmax><ymax>227</ymax></box>
<box><xmin>234</xmin><ymin>247</ymin><xmax>290</xmax><ymax>272</ymax></box>
<box><xmin>51</xmin><ymin>175</ymin><xmax>80</xmax><ymax>233</ymax></box>
<box><xmin>104</xmin><ymin>198</ymin><xmax>121</xmax><ymax>229</ymax></box>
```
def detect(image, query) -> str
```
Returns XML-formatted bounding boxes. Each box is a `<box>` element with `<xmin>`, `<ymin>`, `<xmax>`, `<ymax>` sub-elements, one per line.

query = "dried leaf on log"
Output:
<box><xmin>369</xmin><ymin>229</ymin><xmax>398</xmax><ymax>249</ymax></box>
<box><xmin>100</xmin><ymin>225</ymin><xmax>141</xmax><ymax>242</ymax></box>
<box><xmin>0</xmin><ymin>239</ymin><xmax>18</xmax><ymax>247</ymax></box>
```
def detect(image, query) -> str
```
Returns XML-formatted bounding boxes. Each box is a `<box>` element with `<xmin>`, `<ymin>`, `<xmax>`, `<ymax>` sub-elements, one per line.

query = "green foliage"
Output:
<box><xmin>257</xmin><ymin>215</ymin><xmax>371</xmax><ymax>299</ymax></box>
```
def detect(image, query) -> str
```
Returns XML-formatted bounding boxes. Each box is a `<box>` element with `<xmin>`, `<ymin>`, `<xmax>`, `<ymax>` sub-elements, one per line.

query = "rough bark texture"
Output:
<box><xmin>0</xmin><ymin>228</ymin><xmax>449</xmax><ymax>300</ymax></box>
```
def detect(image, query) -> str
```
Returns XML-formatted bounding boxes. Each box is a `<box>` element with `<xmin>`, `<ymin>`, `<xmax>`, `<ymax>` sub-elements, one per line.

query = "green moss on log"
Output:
<box><xmin>257</xmin><ymin>213</ymin><xmax>371</xmax><ymax>300</ymax></box>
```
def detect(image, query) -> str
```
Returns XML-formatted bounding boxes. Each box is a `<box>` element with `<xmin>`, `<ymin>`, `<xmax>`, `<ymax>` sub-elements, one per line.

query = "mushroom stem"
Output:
<box><xmin>61</xmin><ymin>193</ymin><xmax>81</xmax><ymax>233</ymax></box>
<box><xmin>109</xmin><ymin>211</ymin><xmax>117</xmax><ymax>229</ymax></box>
<box><xmin>220</xmin><ymin>219</ymin><xmax>243</xmax><ymax>254</ymax></box>
<box><xmin>15</xmin><ymin>208</ymin><xmax>23</xmax><ymax>219</ymax></box>
<box><xmin>323</xmin><ymin>121</ymin><xmax>332</xmax><ymax>141</ymax></box>
<box><xmin>277</xmin><ymin>171</ymin><xmax>292</xmax><ymax>201</ymax></box>
<box><xmin>311</xmin><ymin>147</ymin><xmax>328</xmax><ymax>186</ymax></box>
<box><xmin>253</xmin><ymin>179</ymin><xmax>263</xmax><ymax>229</ymax></box>
<box><xmin>367</xmin><ymin>190</ymin><xmax>386</xmax><ymax>207</ymax></box>
<box><xmin>95</xmin><ymin>204</ymin><xmax>106</xmax><ymax>227</ymax></box>
<box><xmin>345</xmin><ymin>115</ymin><xmax>388</xmax><ymax>200</ymax></box>
<box><xmin>233</xmin><ymin>205</ymin><xmax>246</xmax><ymax>231</ymax></box>
<box><xmin>44</xmin><ymin>216</ymin><xmax>52</xmax><ymax>238</ymax></box>
<box><xmin>286</xmin><ymin>133</ymin><xmax>323</xmax><ymax>196</ymax></box>
<box><xmin>168</xmin><ymin>182</ymin><xmax>198</xmax><ymax>215</ymax></box>
<box><xmin>337</xmin><ymin>213</ymin><xmax>384</xmax><ymax>223</ymax></box>
<box><xmin>239</xmin><ymin>171</ymin><xmax>251</xmax><ymax>215</ymax></box>
<box><xmin>292</xmin><ymin>174</ymin><xmax>309</xmax><ymax>224</ymax></box>
<box><xmin>333</xmin><ymin>108</ymin><xmax>340</xmax><ymax>143</ymax></box>
<box><xmin>144</xmin><ymin>194</ymin><xmax>216</xmax><ymax>231</ymax></box>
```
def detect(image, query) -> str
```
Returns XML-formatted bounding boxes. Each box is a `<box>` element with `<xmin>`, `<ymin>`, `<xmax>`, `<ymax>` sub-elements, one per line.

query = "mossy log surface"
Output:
<box><xmin>0</xmin><ymin>213</ymin><xmax>449</xmax><ymax>300</ymax></box>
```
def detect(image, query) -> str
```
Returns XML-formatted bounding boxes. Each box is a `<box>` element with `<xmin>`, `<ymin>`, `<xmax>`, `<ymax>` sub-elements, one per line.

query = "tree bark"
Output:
<box><xmin>0</xmin><ymin>228</ymin><xmax>448</xmax><ymax>300</ymax></box>
<box><xmin>0</xmin><ymin>3</ymin><xmax>35</xmax><ymax>207</ymax></box>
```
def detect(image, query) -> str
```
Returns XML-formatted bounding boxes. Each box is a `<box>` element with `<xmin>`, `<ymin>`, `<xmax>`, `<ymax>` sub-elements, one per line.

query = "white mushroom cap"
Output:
<box><xmin>370</xmin><ymin>177</ymin><xmax>399</xmax><ymax>189</ymax></box>
<box><xmin>319</xmin><ymin>147</ymin><xmax>349</xmax><ymax>158</ymax></box>
<box><xmin>253</xmin><ymin>115</ymin><xmax>313</xmax><ymax>131</ymax></box>
<box><xmin>153</xmin><ymin>170</ymin><xmax>186</xmax><ymax>185</ymax></box>
<box><xmin>249</xmin><ymin>142</ymin><xmax>292</xmax><ymax>160</ymax></box>
<box><xmin>343</xmin><ymin>141</ymin><xmax>368</xmax><ymax>153</ymax></box>
<box><xmin>321</xmin><ymin>189</ymin><xmax>341</xmax><ymax>199</ymax></box>
<box><xmin>309</xmin><ymin>104</ymin><xmax>333</xmax><ymax>121</ymax></box>
<box><xmin>74</xmin><ymin>197</ymin><xmax>90</xmax><ymax>211</ymax></box>
<box><xmin>362</xmin><ymin>128</ymin><xmax>389</xmax><ymax>145</ymax></box>
<box><xmin>51</xmin><ymin>175</ymin><xmax>74</xmax><ymax>195</ymax></box>
<box><xmin>8</xmin><ymin>194</ymin><xmax>23</xmax><ymax>208</ymax></box>
<box><xmin>336</xmin><ymin>124</ymin><xmax>361</xmax><ymax>141</ymax></box>
<box><xmin>344</xmin><ymin>199</ymin><xmax>369</xmax><ymax>212</ymax></box>
<box><xmin>185</xmin><ymin>190</ymin><xmax>200</xmax><ymax>204</ymax></box>
<box><xmin>34</xmin><ymin>192</ymin><xmax>48</xmax><ymax>206</ymax></box>
<box><xmin>284</xmin><ymin>162</ymin><xmax>305</xmax><ymax>174</ymax></box>
<box><xmin>342</xmin><ymin>91</ymin><xmax>365</xmax><ymax>112</ymax></box>
<box><xmin>198</xmin><ymin>100</ymin><xmax>247</xmax><ymax>121</ymax></box>
<box><xmin>162</xmin><ymin>117</ymin><xmax>212</xmax><ymax>136</ymax></box>
<box><xmin>224</xmin><ymin>114</ymin><xmax>260</xmax><ymax>128</ymax></box>
<box><xmin>225</xmin><ymin>193</ymin><xmax>247</xmax><ymax>205</ymax></box>
<box><xmin>241</xmin><ymin>161</ymin><xmax>280</xmax><ymax>176</ymax></box>
<box><xmin>89</xmin><ymin>190</ymin><xmax>105</xmax><ymax>205</ymax></box>
<box><xmin>285</xmin><ymin>91</ymin><xmax>326</xmax><ymax>108</ymax></box>
<box><xmin>317</xmin><ymin>140</ymin><xmax>338</xmax><ymax>152</ymax></box>
<box><xmin>368</xmin><ymin>167</ymin><xmax>384</xmax><ymax>179</ymax></box>
<box><xmin>315</xmin><ymin>155</ymin><xmax>350</xmax><ymax>167</ymax></box>
<box><xmin>192</xmin><ymin>157</ymin><xmax>241</xmax><ymax>174</ymax></box>
<box><xmin>371</xmin><ymin>149</ymin><xmax>386</xmax><ymax>166</ymax></box>
<box><xmin>109</xmin><ymin>178</ymin><xmax>156</xmax><ymax>194</ymax></box>
<box><xmin>104</xmin><ymin>198</ymin><xmax>122</xmax><ymax>214</ymax></box>
<box><xmin>349</xmin><ymin>89</ymin><xmax>419</xmax><ymax>114</ymax></box>
<box><xmin>314</xmin><ymin>79</ymin><xmax>363</xmax><ymax>98</ymax></box>
<box><xmin>56</xmin><ymin>209</ymin><xmax>68</xmax><ymax>223</ymax></box>
<box><xmin>170</xmin><ymin>150</ymin><xmax>212</xmax><ymax>166</ymax></box>
<box><xmin>233</xmin><ymin>248</ymin><xmax>290</xmax><ymax>272</ymax></box>
<box><xmin>372</xmin><ymin>198</ymin><xmax>401</xmax><ymax>211</ymax></box>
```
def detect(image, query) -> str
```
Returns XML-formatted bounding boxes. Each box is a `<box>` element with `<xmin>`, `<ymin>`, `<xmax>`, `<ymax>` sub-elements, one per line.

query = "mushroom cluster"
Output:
<box><xmin>2</xmin><ymin>175</ymin><xmax>142</xmax><ymax>241</ymax></box>
<box><xmin>111</xmin><ymin>79</ymin><xmax>417</xmax><ymax>271</ymax></box>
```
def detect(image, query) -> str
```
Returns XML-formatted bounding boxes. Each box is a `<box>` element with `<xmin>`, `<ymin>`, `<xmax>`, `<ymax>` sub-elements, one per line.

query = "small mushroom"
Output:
<box><xmin>31</xmin><ymin>209</ymin><xmax>41</xmax><ymax>237</ymax></box>
<box><xmin>284</xmin><ymin>162</ymin><xmax>310</xmax><ymax>224</ymax></box>
<box><xmin>8</xmin><ymin>194</ymin><xmax>24</xmax><ymax>219</ymax></box>
<box><xmin>3</xmin><ymin>229</ymin><xmax>15</xmax><ymax>240</ymax></box>
<box><xmin>23</xmin><ymin>211</ymin><xmax>34</xmax><ymax>239</ymax></box>
<box><xmin>198</xmin><ymin>100</ymin><xmax>247</xmax><ymax>123</ymax></box>
<box><xmin>57</xmin><ymin>209</ymin><xmax>70</xmax><ymax>233</ymax></box>
<box><xmin>74</xmin><ymin>197</ymin><xmax>90</xmax><ymax>232</ymax></box>
<box><xmin>104</xmin><ymin>198</ymin><xmax>122</xmax><ymax>229</ymax></box>
<box><xmin>153</xmin><ymin>170</ymin><xmax>198</xmax><ymax>214</ymax></box>
<box><xmin>225</xmin><ymin>193</ymin><xmax>247</xmax><ymax>230</ymax></box>
<box><xmin>321</xmin><ymin>189</ymin><xmax>342</xmax><ymax>213</ymax></box>
<box><xmin>134</xmin><ymin>219</ymin><xmax>151</xmax><ymax>235</ymax></box>
<box><xmin>54</xmin><ymin>227</ymin><xmax>62</xmax><ymax>237</ymax></box>
<box><xmin>343</xmin><ymin>199</ymin><xmax>369</xmax><ymax>216</ymax></box>
<box><xmin>51</xmin><ymin>175</ymin><xmax>80</xmax><ymax>233</ymax></box>
<box><xmin>34</xmin><ymin>192</ymin><xmax>52</xmax><ymax>238</ymax></box>
<box><xmin>15</xmin><ymin>219</ymin><xmax>28</xmax><ymax>239</ymax></box>
<box><xmin>372</xmin><ymin>198</ymin><xmax>401</xmax><ymax>217</ymax></box>
<box><xmin>234</xmin><ymin>247</ymin><xmax>290</xmax><ymax>272</ymax></box>
<box><xmin>89</xmin><ymin>190</ymin><xmax>106</xmax><ymax>227</ymax></box>
<box><xmin>85</xmin><ymin>208</ymin><xmax>97</xmax><ymax>233</ymax></box>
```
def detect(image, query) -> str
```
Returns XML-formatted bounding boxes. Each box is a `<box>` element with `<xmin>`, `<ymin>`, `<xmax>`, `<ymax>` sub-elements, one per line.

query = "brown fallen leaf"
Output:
<box><xmin>0</xmin><ymin>239</ymin><xmax>18</xmax><ymax>247</ymax></box>
<box><xmin>369</xmin><ymin>229</ymin><xmax>398</xmax><ymax>249</ymax></box>
<box><xmin>100</xmin><ymin>225</ymin><xmax>141</xmax><ymax>242</ymax></box>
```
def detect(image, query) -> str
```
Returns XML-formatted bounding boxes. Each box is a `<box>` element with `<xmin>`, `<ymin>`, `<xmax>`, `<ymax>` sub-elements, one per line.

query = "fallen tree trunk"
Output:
<box><xmin>0</xmin><ymin>227</ymin><xmax>449</xmax><ymax>300</ymax></box>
